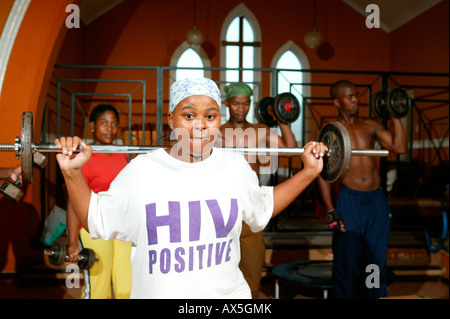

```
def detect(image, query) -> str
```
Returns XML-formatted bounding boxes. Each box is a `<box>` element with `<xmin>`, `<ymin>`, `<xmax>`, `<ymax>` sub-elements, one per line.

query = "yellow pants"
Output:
<box><xmin>79</xmin><ymin>228</ymin><xmax>132</xmax><ymax>299</ymax></box>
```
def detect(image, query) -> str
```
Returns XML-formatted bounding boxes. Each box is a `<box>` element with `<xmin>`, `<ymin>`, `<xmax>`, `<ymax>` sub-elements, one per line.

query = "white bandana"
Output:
<box><xmin>169</xmin><ymin>77</ymin><xmax>222</xmax><ymax>112</ymax></box>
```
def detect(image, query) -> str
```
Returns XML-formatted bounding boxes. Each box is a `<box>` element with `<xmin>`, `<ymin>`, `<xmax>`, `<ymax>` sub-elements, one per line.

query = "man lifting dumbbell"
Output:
<box><xmin>317</xmin><ymin>80</ymin><xmax>407</xmax><ymax>299</ymax></box>
<box><xmin>219</xmin><ymin>82</ymin><xmax>297</xmax><ymax>299</ymax></box>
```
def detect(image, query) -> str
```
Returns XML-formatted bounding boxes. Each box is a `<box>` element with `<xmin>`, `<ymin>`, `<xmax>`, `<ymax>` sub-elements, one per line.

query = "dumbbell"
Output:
<box><xmin>43</xmin><ymin>242</ymin><xmax>98</xmax><ymax>270</ymax></box>
<box><xmin>0</xmin><ymin>152</ymin><xmax>46</xmax><ymax>201</ymax></box>
<box><xmin>0</xmin><ymin>179</ymin><xmax>23</xmax><ymax>201</ymax></box>
<box><xmin>372</xmin><ymin>87</ymin><xmax>411</xmax><ymax>120</ymax></box>
<box><xmin>255</xmin><ymin>92</ymin><xmax>301</xmax><ymax>127</ymax></box>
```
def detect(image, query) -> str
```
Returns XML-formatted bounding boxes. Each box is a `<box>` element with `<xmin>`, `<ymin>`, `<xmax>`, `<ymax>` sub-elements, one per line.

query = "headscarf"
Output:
<box><xmin>169</xmin><ymin>77</ymin><xmax>222</xmax><ymax>113</ymax></box>
<box><xmin>223</xmin><ymin>82</ymin><xmax>253</xmax><ymax>99</ymax></box>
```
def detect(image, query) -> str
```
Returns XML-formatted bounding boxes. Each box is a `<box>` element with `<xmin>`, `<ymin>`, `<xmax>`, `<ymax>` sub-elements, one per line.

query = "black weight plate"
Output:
<box><xmin>49</xmin><ymin>243</ymin><xmax>66</xmax><ymax>266</ymax></box>
<box><xmin>273</xmin><ymin>260</ymin><xmax>332</xmax><ymax>289</ymax></box>
<box><xmin>21</xmin><ymin>111</ymin><xmax>34</xmax><ymax>184</ymax></box>
<box><xmin>387</xmin><ymin>87</ymin><xmax>410</xmax><ymax>118</ymax></box>
<box><xmin>255</xmin><ymin>97</ymin><xmax>277</xmax><ymax>127</ymax></box>
<box><xmin>78</xmin><ymin>248</ymin><xmax>96</xmax><ymax>270</ymax></box>
<box><xmin>371</xmin><ymin>90</ymin><xmax>389</xmax><ymax>120</ymax></box>
<box><xmin>318</xmin><ymin>122</ymin><xmax>351</xmax><ymax>183</ymax></box>
<box><xmin>273</xmin><ymin>92</ymin><xmax>301</xmax><ymax>124</ymax></box>
<box><xmin>297</xmin><ymin>262</ymin><xmax>332</xmax><ymax>279</ymax></box>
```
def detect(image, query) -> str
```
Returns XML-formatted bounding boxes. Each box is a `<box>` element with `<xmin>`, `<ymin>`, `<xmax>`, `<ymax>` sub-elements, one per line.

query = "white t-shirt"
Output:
<box><xmin>87</xmin><ymin>148</ymin><xmax>274</xmax><ymax>299</ymax></box>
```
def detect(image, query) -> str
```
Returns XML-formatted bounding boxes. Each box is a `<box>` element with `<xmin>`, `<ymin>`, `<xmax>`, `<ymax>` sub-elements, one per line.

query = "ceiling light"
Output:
<box><xmin>304</xmin><ymin>27</ymin><xmax>323</xmax><ymax>49</ymax></box>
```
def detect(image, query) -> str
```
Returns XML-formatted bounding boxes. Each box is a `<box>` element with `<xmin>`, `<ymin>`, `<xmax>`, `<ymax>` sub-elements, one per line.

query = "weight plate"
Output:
<box><xmin>371</xmin><ymin>90</ymin><xmax>389</xmax><ymax>120</ymax></box>
<box><xmin>273</xmin><ymin>92</ymin><xmax>301</xmax><ymax>124</ymax></box>
<box><xmin>21</xmin><ymin>111</ymin><xmax>33</xmax><ymax>184</ymax></box>
<box><xmin>0</xmin><ymin>180</ymin><xmax>24</xmax><ymax>201</ymax></box>
<box><xmin>255</xmin><ymin>97</ymin><xmax>277</xmax><ymax>127</ymax></box>
<box><xmin>49</xmin><ymin>243</ymin><xmax>66</xmax><ymax>266</ymax></box>
<box><xmin>318</xmin><ymin>122</ymin><xmax>351</xmax><ymax>183</ymax></box>
<box><xmin>387</xmin><ymin>87</ymin><xmax>410</xmax><ymax>119</ymax></box>
<box><xmin>79</xmin><ymin>248</ymin><xmax>96</xmax><ymax>270</ymax></box>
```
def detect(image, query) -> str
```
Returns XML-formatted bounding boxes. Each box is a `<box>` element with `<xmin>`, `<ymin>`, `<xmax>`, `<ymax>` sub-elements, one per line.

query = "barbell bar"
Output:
<box><xmin>33</xmin><ymin>144</ymin><xmax>387</xmax><ymax>156</ymax></box>
<box><xmin>0</xmin><ymin>112</ymin><xmax>389</xmax><ymax>185</ymax></box>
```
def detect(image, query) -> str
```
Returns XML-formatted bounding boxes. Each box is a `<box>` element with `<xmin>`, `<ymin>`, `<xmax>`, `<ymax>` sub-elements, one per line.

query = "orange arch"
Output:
<box><xmin>0</xmin><ymin>0</ymin><xmax>78</xmax><ymax>167</ymax></box>
<box><xmin>0</xmin><ymin>0</ymin><xmax>78</xmax><ymax>272</ymax></box>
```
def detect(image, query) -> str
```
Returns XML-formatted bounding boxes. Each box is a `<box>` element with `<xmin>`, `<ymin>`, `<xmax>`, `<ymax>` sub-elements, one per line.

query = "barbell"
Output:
<box><xmin>0</xmin><ymin>112</ymin><xmax>389</xmax><ymax>185</ymax></box>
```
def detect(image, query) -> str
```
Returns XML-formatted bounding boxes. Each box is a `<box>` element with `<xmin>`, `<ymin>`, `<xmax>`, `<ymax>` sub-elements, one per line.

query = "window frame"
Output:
<box><xmin>271</xmin><ymin>41</ymin><xmax>311</xmax><ymax>144</ymax></box>
<box><xmin>220</xmin><ymin>3</ymin><xmax>262</xmax><ymax>124</ymax></box>
<box><xmin>169</xmin><ymin>41</ymin><xmax>212</xmax><ymax>86</ymax></box>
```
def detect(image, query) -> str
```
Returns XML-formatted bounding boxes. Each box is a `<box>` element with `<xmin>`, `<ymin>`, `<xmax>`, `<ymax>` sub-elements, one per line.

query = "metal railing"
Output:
<box><xmin>46</xmin><ymin>65</ymin><xmax>449</xmax><ymax>200</ymax></box>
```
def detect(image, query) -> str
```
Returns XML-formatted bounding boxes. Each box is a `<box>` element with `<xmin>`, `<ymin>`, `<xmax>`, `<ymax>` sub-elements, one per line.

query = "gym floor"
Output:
<box><xmin>0</xmin><ymin>272</ymin><xmax>447</xmax><ymax>299</ymax></box>
<box><xmin>0</xmin><ymin>203</ymin><xmax>448</xmax><ymax>300</ymax></box>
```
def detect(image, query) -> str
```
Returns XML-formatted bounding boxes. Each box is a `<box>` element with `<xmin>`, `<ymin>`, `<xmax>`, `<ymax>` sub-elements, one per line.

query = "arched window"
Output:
<box><xmin>223</xmin><ymin>16</ymin><xmax>258</xmax><ymax>84</ymax></box>
<box><xmin>176</xmin><ymin>48</ymin><xmax>204</xmax><ymax>80</ymax></box>
<box><xmin>220</xmin><ymin>4</ymin><xmax>261</xmax><ymax>123</ymax></box>
<box><xmin>170</xmin><ymin>42</ymin><xmax>212</xmax><ymax>84</ymax></box>
<box><xmin>272</xmin><ymin>41</ymin><xmax>311</xmax><ymax>144</ymax></box>
<box><xmin>276</xmin><ymin>51</ymin><xmax>302</xmax><ymax>143</ymax></box>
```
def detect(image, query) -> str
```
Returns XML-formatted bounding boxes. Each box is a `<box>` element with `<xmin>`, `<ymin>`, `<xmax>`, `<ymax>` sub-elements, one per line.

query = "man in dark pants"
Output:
<box><xmin>317</xmin><ymin>80</ymin><xmax>407</xmax><ymax>299</ymax></box>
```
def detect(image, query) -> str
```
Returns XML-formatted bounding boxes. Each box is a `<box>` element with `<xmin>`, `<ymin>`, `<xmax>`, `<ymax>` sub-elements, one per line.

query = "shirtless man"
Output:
<box><xmin>219</xmin><ymin>82</ymin><xmax>297</xmax><ymax>298</ymax></box>
<box><xmin>318</xmin><ymin>80</ymin><xmax>407</xmax><ymax>299</ymax></box>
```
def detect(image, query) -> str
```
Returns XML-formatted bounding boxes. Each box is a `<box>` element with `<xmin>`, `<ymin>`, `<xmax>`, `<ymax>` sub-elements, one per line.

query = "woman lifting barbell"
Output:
<box><xmin>54</xmin><ymin>77</ymin><xmax>327</xmax><ymax>299</ymax></box>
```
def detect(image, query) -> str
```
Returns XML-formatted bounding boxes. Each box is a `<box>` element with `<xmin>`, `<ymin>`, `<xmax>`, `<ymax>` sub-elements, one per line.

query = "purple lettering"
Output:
<box><xmin>215</xmin><ymin>241</ymin><xmax>226</xmax><ymax>265</ymax></box>
<box><xmin>197</xmin><ymin>244</ymin><xmax>206</xmax><ymax>269</ymax></box>
<box><xmin>225</xmin><ymin>239</ymin><xmax>233</xmax><ymax>262</ymax></box>
<box><xmin>160</xmin><ymin>248</ymin><xmax>171</xmax><ymax>274</ymax></box>
<box><xmin>148</xmin><ymin>250</ymin><xmax>157</xmax><ymax>274</ymax></box>
<box><xmin>174</xmin><ymin>247</ymin><xmax>185</xmax><ymax>272</ymax></box>
<box><xmin>206</xmin><ymin>199</ymin><xmax>238</xmax><ymax>238</ymax></box>
<box><xmin>145</xmin><ymin>202</ymin><xmax>181</xmax><ymax>245</ymax></box>
<box><xmin>207</xmin><ymin>243</ymin><xmax>213</xmax><ymax>268</ymax></box>
<box><xmin>189</xmin><ymin>246</ymin><xmax>194</xmax><ymax>271</ymax></box>
<box><xmin>148</xmin><ymin>239</ymin><xmax>233</xmax><ymax>275</ymax></box>
<box><xmin>189</xmin><ymin>201</ymin><xmax>201</xmax><ymax>242</ymax></box>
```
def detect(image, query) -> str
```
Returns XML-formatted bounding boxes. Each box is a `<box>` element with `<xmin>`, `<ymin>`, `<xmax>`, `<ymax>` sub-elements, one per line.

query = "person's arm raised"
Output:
<box><xmin>54</xmin><ymin>137</ymin><xmax>92</xmax><ymax>232</ymax></box>
<box><xmin>377</xmin><ymin>118</ymin><xmax>407</xmax><ymax>155</ymax></box>
<box><xmin>272</xmin><ymin>141</ymin><xmax>327</xmax><ymax>217</ymax></box>
<box><xmin>277</xmin><ymin>122</ymin><xmax>297</xmax><ymax>148</ymax></box>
